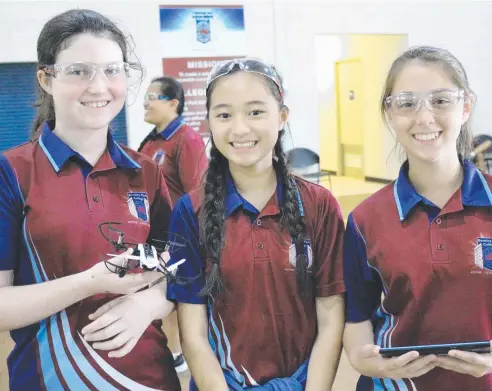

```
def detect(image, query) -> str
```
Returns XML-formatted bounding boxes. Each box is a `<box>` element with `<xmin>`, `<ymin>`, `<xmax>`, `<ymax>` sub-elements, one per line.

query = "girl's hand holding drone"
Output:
<box><xmin>83</xmin><ymin>249</ymin><xmax>163</xmax><ymax>296</ymax></box>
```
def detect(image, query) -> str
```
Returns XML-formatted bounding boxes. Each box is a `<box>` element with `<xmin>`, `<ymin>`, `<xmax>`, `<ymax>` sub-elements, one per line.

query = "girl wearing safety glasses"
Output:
<box><xmin>0</xmin><ymin>9</ymin><xmax>181</xmax><ymax>391</ymax></box>
<box><xmin>138</xmin><ymin>76</ymin><xmax>209</xmax><ymax>374</ymax></box>
<box><xmin>166</xmin><ymin>58</ymin><xmax>346</xmax><ymax>390</ymax></box>
<box><xmin>139</xmin><ymin>77</ymin><xmax>208</xmax><ymax>210</ymax></box>
<box><xmin>343</xmin><ymin>46</ymin><xmax>492</xmax><ymax>391</ymax></box>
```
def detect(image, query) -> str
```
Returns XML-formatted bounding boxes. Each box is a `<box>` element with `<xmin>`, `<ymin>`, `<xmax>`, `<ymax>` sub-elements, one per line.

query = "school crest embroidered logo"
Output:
<box><xmin>474</xmin><ymin>237</ymin><xmax>492</xmax><ymax>271</ymax></box>
<box><xmin>127</xmin><ymin>192</ymin><xmax>150</xmax><ymax>222</ymax></box>
<box><xmin>152</xmin><ymin>149</ymin><xmax>166</xmax><ymax>166</ymax></box>
<box><xmin>288</xmin><ymin>240</ymin><xmax>313</xmax><ymax>269</ymax></box>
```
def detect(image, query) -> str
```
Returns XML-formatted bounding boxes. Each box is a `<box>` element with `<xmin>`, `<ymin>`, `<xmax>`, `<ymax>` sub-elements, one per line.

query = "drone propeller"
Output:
<box><xmin>99</xmin><ymin>221</ymin><xmax>199</xmax><ymax>285</ymax></box>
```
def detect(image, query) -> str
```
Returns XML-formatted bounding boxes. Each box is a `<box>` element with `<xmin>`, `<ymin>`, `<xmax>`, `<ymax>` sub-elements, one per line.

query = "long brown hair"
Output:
<box><xmin>381</xmin><ymin>46</ymin><xmax>475</xmax><ymax>160</ymax></box>
<box><xmin>32</xmin><ymin>9</ymin><xmax>140</xmax><ymax>136</ymax></box>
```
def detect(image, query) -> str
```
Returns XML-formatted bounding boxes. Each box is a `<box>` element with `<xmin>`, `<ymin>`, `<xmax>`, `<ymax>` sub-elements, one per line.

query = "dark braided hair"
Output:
<box><xmin>274</xmin><ymin>133</ymin><xmax>310</xmax><ymax>296</ymax></box>
<box><xmin>199</xmin><ymin>141</ymin><xmax>228</xmax><ymax>295</ymax></box>
<box><xmin>199</xmin><ymin>65</ymin><xmax>310</xmax><ymax>297</ymax></box>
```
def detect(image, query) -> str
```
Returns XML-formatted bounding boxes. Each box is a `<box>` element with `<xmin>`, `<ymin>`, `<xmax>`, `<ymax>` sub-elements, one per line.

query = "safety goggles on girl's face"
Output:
<box><xmin>43</xmin><ymin>62</ymin><xmax>129</xmax><ymax>84</ymax></box>
<box><xmin>206</xmin><ymin>58</ymin><xmax>284</xmax><ymax>97</ymax></box>
<box><xmin>384</xmin><ymin>88</ymin><xmax>465</xmax><ymax>116</ymax></box>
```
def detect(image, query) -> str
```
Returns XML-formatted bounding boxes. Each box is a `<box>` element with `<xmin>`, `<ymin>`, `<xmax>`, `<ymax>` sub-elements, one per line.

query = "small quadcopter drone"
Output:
<box><xmin>99</xmin><ymin>221</ymin><xmax>190</xmax><ymax>283</ymax></box>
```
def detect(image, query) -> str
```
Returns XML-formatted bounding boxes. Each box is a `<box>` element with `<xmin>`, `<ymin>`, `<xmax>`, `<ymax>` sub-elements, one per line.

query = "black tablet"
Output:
<box><xmin>379</xmin><ymin>341</ymin><xmax>491</xmax><ymax>358</ymax></box>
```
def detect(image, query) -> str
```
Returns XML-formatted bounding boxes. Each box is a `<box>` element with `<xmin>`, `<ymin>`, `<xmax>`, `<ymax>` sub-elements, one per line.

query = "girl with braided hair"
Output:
<box><xmin>166</xmin><ymin>58</ymin><xmax>345</xmax><ymax>390</ymax></box>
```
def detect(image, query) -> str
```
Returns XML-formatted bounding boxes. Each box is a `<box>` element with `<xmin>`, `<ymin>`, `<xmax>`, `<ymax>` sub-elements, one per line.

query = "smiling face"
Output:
<box><xmin>143</xmin><ymin>82</ymin><xmax>179</xmax><ymax>126</ymax></box>
<box><xmin>207</xmin><ymin>71</ymin><xmax>288</xmax><ymax>171</ymax></box>
<box><xmin>37</xmin><ymin>33</ymin><xmax>127</xmax><ymax>133</ymax></box>
<box><xmin>385</xmin><ymin>60</ymin><xmax>472</xmax><ymax>165</ymax></box>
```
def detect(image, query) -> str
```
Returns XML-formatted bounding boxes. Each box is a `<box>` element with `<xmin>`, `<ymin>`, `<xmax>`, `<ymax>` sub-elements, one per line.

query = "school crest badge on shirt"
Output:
<box><xmin>287</xmin><ymin>239</ymin><xmax>313</xmax><ymax>271</ymax></box>
<box><xmin>152</xmin><ymin>149</ymin><xmax>166</xmax><ymax>166</ymax></box>
<box><xmin>127</xmin><ymin>192</ymin><xmax>150</xmax><ymax>222</ymax></box>
<box><xmin>474</xmin><ymin>237</ymin><xmax>492</xmax><ymax>271</ymax></box>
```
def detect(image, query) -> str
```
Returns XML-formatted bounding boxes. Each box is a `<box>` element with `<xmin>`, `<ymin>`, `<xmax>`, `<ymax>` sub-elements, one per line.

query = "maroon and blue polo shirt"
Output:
<box><xmin>138</xmin><ymin>116</ymin><xmax>208</xmax><ymax>205</ymax></box>
<box><xmin>344</xmin><ymin>160</ymin><xmax>492</xmax><ymax>391</ymax></box>
<box><xmin>0</xmin><ymin>123</ymin><xmax>180</xmax><ymax>391</ymax></box>
<box><xmin>167</xmin><ymin>169</ymin><xmax>345</xmax><ymax>386</ymax></box>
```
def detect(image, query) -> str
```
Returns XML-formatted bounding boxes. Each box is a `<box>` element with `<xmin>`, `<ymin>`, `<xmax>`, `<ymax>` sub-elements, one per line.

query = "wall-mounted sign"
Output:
<box><xmin>159</xmin><ymin>5</ymin><xmax>246</xmax><ymax>58</ymax></box>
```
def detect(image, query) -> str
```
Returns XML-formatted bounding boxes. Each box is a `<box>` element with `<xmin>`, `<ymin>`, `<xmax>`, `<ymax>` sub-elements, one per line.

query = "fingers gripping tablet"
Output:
<box><xmin>379</xmin><ymin>341</ymin><xmax>491</xmax><ymax>358</ymax></box>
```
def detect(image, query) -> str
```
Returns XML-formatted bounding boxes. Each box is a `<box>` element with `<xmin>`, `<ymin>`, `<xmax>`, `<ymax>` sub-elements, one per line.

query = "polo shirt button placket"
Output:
<box><xmin>431</xmin><ymin>215</ymin><xmax>448</xmax><ymax>261</ymax></box>
<box><xmin>87</xmin><ymin>173</ymin><xmax>103</xmax><ymax>211</ymax></box>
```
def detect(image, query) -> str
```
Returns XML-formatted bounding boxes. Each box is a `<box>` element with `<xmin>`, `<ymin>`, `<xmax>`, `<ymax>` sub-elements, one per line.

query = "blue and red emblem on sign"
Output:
<box><xmin>196</xmin><ymin>18</ymin><xmax>211</xmax><ymax>43</ymax></box>
<box><xmin>127</xmin><ymin>192</ymin><xmax>150</xmax><ymax>222</ymax></box>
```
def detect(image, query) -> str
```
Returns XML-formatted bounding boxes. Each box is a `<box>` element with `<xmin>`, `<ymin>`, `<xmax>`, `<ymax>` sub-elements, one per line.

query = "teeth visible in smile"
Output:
<box><xmin>232</xmin><ymin>141</ymin><xmax>256</xmax><ymax>148</ymax></box>
<box><xmin>414</xmin><ymin>132</ymin><xmax>440</xmax><ymax>141</ymax></box>
<box><xmin>82</xmin><ymin>101</ymin><xmax>109</xmax><ymax>108</ymax></box>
